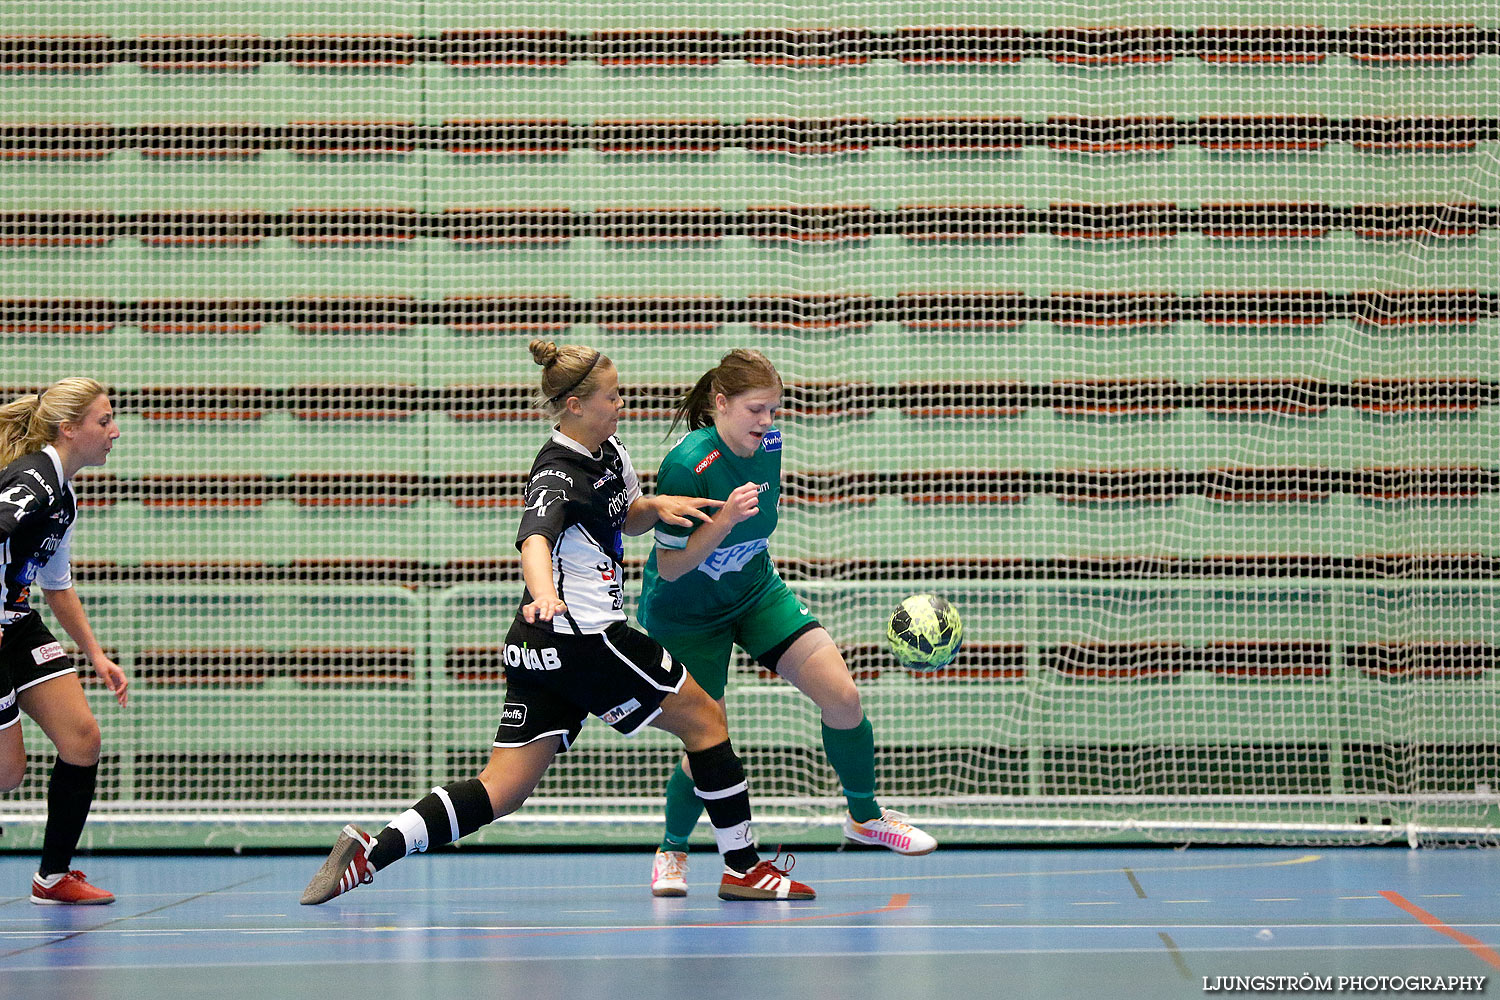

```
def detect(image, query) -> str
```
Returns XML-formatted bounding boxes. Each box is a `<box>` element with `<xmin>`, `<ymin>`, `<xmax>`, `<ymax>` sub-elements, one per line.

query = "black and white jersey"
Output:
<box><xmin>515</xmin><ymin>429</ymin><xmax>641</xmax><ymax>635</ymax></box>
<box><xmin>0</xmin><ymin>446</ymin><xmax>76</xmax><ymax>625</ymax></box>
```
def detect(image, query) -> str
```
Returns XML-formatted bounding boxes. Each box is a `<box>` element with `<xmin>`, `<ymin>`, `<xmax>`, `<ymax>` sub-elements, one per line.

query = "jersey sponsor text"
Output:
<box><xmin>698</xmin><ymin>537</ymin><xmax>769</xmax><ymax>580</ymax></box>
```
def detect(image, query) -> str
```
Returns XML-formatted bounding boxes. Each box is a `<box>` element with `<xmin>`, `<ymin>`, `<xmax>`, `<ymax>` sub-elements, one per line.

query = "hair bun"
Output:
<box><xmin>528</xmin><ymin>338</ymin><xmax>559</xmax><ymax>367</ymax></box>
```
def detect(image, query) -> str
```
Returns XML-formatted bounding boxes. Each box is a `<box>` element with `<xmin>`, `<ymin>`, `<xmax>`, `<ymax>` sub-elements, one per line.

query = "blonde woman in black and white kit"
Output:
<box><xmin>301</xmin><ymin>341</ymin><xmax>814</xmax><ymax>904</ymax></box>
<box><xmin>0</xmin><ymin>378</ymin><xmax>128</xmax><ymax>904</ymax></box>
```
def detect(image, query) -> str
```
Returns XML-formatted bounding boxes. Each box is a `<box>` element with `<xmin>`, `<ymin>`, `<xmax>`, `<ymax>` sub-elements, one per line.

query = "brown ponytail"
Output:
<box><xmin>669</xmin><ymin>349</ymin><xmax>782</xmax><ymax>434</ymax></box>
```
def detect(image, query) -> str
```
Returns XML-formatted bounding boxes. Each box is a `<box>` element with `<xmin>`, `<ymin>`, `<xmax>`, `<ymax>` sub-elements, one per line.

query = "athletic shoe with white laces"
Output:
<box><xmin>300</xmin><ymin>824</ymin><xmax>376</xmax><ymax>905</ymax></box>
<box><xmin>718</xmin><ymin>854</ymin><xmax>815</xmax><ymax>901</ymax></box>
<box><xmin>651</xmin><ymin>849</ymin><xmax>689</xmax><ymax>897</ymax></box>
<box><xmin>842</xmin><ymin>809</ymin><xmax>938</xmax><ymax>855</ymax></box>
<box><xmin>30</xmin><ymin>870</ymin><xmax>115</xmax><ymax>905</ymax></box>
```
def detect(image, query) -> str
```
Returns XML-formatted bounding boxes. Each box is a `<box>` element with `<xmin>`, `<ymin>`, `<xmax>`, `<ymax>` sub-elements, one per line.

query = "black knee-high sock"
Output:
<box><xmin>686</xmin><ymin>740</ymin><xmax>759</xmax><ymax>873</ymax></box>
<box><xmin>40</xmin><ymin>759</ymin><xmax>98</xmax><ymax>877</ymax></box>
<box><xmin>368</xmin><ymin>778</ymin><xmax>493</xmax><ymax>871</ymax></box>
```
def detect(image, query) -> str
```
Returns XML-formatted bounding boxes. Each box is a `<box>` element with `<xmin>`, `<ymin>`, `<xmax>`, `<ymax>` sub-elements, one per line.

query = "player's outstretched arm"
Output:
<box><xmin>623</xmin><ymin>494</ymin><xmax>722</xmax><ymax>535</ymax></box>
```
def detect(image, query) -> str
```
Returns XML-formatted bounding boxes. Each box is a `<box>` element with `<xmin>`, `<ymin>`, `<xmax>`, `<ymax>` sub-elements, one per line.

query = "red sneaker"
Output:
<box><xmin>300</xmin><ymin>824</ymin><xmax>376</xmax><ymax>905</ymax></box>
<box><xmin>31</xmin><ymin>870</ymin><xmax>115</xmax><ymax>905</ymax></box>
<box><xmin>718</xmin><ymin>853</ymin><xmax>815</xmax><ymax>901</ymax></box>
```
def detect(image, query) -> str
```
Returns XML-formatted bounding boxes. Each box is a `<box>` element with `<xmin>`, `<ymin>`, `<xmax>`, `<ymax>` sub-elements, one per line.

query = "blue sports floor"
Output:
<box><xmin>0</xmin><ymin>845</ymin><xmax>1495</xmax><ymax>1000</ymax></box>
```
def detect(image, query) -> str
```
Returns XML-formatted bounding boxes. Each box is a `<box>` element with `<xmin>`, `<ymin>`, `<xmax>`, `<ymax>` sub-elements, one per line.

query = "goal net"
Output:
<box><xmin>1</xmin><ymin>2</ymin><xmax>1496</xmax><ymax>848</ymax></box>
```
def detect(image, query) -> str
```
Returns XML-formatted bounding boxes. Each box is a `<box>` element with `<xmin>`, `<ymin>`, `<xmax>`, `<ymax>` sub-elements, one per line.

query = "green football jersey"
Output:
<box><xmin>639</xmin><ymin>424</ymin><xmax>784</xmax><ymax>634</ymax></box>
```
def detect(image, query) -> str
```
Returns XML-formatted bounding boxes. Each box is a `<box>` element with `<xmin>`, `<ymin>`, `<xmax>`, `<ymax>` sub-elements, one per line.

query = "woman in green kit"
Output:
<box><xmin>638</xmin><ymin>348</ymin><xmax>936</xmax><ymax>897</ymax></box>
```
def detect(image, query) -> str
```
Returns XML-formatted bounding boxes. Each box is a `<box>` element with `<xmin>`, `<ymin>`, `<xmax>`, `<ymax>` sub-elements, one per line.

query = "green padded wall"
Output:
<box><xmin>0</xmin><ymin>2</ymin><xmax>1496</xmax><ymax>848</ymax></box>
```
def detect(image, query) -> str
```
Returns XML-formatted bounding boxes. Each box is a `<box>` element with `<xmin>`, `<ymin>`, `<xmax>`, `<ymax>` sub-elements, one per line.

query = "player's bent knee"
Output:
<box><xmin>0</xmin><ymin>721</ymin><xmax>23</xmax><ymax>790</ymax></box>
<box><xmin>0</xmin><ymin>759</ymin><xmax>25</xmax><ymax>793</ymax></box>
<box><xmin>478</xmin><ymin>738</ymin><xmax>558</xmax><ymax>818</ymax></box>
<box><xmin>825</xmin><ymin>688</ymin><xmax>864</xmax><ymax>728</ymax></box>
<box><xmin>690</xmin><ymin>689</ymin><xmax>728</xmax><ymax>729</ymax></box>
<box><xmin>57</xmin><ymin>720</ymin><xmax>102</xmax><ymax>766</ymax></box>
<box><xmin>483</xmin><ymin>786</ymin><xmax>529</xmax><ymax>818</ymax></box>
<box><xmin>691</xmin><ymin>709</ymin><xmax>730</xmax><ymax>748</ymax></box>
<box><xmin>653</xmin><ymin>689</ymin><xmax>728</xmax><ymax>749</ymax></box>
<box><xmin>477</xmin><ymin>766</ymin><xmax>539</xmax><ymax>818</ymax></box>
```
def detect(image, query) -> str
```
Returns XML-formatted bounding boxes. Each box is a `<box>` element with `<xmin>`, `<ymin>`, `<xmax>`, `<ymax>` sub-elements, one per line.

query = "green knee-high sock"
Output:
<box><xmin>659</xmin><ymin>759</ymin><xmax>705</xmax><ymax>852</ymax></box>
<box><xmin>823</xmin><ymin>717</ymin><xmax>882</xmax><ymax>822</ymax></box>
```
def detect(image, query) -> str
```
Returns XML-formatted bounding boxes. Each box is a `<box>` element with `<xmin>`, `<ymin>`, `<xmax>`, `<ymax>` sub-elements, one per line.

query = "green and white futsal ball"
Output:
<box><xmin>886</xmin><ymin>594</ymin><xmax>963</xmax><ymax>671</ymax></box>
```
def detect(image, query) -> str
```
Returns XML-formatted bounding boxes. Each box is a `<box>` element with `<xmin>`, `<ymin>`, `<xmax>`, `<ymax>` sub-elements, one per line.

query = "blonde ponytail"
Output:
<box><xmin>0</xmin><ymin>377</ymin><xmax>107</xmax><ymax>467</ymax></box>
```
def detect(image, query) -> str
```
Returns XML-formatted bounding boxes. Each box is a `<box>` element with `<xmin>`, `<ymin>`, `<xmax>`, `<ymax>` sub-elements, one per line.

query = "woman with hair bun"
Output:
<box><xmin>0</xmin><ymin>377</ymin><xmax>127</xmax><ymax>904</ymax></box>
<box><xmin>301</xmin><ymin>341</ymin><xmax>815</xmax><ymax>905</ymax></box>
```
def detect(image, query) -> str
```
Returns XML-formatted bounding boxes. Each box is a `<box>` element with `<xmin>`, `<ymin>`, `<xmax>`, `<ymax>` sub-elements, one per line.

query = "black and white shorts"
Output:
<box><xmin>494</xmin><ymin>617</ymin><xmax>687</xmax><ymax>751</ymax></box>
<box><xmin>0</xmin><ymin>612</ymin><xmax>76</xmax><ymax>731</ymax></box>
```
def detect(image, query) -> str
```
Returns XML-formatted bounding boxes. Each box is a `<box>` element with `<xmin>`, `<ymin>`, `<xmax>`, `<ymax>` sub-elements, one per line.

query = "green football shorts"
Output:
<box><xmin>647</xmin><ymin>581</ymin><xmax>821</xmax><ymax>700</ymax></box>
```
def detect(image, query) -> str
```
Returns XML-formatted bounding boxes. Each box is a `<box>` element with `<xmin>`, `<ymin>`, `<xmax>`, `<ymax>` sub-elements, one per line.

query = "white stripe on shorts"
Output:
<box><xmin>16</xmin><ymin>666</ymin><xmax>78</xmax><ymax>693</ymax></box>
<box><xmin>601</xmin><ymin>632</ymin><xmax>684</xmax><ymax>695</ymax></box>
<box><xmin>620</xmin><ymin>706</ymin><xmax>663</xmax><ymax>737</ymax></box>
<box><xmin>494</xmin><ymin>728</ymin><xmax>574</xmax><ymax>751</ymax></box>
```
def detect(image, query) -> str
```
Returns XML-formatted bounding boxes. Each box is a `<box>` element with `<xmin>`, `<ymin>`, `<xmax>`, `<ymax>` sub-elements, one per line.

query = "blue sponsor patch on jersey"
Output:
<box><xmin>761</xmin><ymin>428</ymin><xmax>782</xmax><ymax>452</ymax></box>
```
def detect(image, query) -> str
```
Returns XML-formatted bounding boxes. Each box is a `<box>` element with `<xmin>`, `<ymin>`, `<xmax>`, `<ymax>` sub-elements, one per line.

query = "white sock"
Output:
<box><xmin>713</xmin><ymin>819</ymin><xmax>753</xmax><ymax>855</ymax></box>
<box><xmin>389</xmin><ymin>808</ymin><xmax>430</xmax><ymax>856</ymax></box>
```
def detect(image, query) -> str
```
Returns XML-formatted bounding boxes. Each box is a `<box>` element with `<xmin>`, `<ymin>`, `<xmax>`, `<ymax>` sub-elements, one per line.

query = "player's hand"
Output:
<box><xmin>93</xmin><ymin>655</ymin><xmax>128</xmax><ymax>707</ymax></box>
<box><xmin>652</xmin><ymin>494</ymin><xmax>724</xmax><ymax>528</ymax></box>
<box><xmin>716</xmin><ymin>482</ymin><xmax>761</xmax><ymax>526</ymax></box>
<box><xmin>522</xmin><ymin>597</ymin><xmax>568</xmax><ymax>623</ymax></box>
